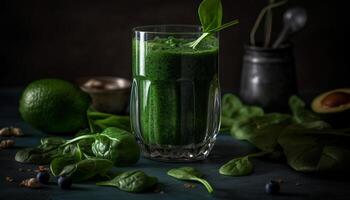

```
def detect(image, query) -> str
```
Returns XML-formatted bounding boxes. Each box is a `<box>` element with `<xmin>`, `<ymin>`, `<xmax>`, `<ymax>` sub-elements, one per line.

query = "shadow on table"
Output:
<box><xmin>278</xmin><ymin>192</ymin><xmax>309</xmax><ymax>198</ymax></box>
<box><xmin>214</xmin><ymin>188</ymin><xmax>309</xmax><ymax>200</ymax></box>
<box><xmin>213</xmin><ymin>188</ymin><xmax>237</xmax><ymax>200</ymax></box>
<box><xmin>70</xmin><ymin>185</ymin><xmax>94</xmax><ymax>191</ymax></box>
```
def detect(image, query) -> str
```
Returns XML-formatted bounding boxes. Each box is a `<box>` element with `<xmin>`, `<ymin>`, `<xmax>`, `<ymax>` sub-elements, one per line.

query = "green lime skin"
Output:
<box><xmin>19</xmin><ymin>79</ymin><xmax>91</xmax><ymax>133</ymax></box>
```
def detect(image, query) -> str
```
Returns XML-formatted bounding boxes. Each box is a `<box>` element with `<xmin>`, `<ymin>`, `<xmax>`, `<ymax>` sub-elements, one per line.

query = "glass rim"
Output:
<box><xmin>133</xmin><ymin>24</ymin><xmax>203</xmax><ymax>35</ymax></box>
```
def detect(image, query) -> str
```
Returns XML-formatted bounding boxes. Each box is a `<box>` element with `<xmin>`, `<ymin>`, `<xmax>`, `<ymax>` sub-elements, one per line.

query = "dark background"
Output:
<box><xmin>1</xmin><ymin>0</ymin><xmax>348</xmax><ymax>92</ymax></box>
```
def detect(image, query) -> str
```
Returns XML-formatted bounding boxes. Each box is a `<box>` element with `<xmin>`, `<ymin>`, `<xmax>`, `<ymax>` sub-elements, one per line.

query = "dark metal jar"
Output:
<box><xmin>239</xmin><ymin>43</ymin><xmax>297</xmax><ymax>112</ymax></box>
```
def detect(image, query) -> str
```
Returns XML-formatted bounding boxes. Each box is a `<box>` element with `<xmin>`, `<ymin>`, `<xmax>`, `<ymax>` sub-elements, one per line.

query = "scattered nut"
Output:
<box><xmin>20</xmin><ymin>178</ymin><xmax>41</xmax><ymax>189</ymax></box>
<box><xmin>10</xmin><ymin>127</ymin><xmax>23</xmax><ymax>136</ymax></box>
<box><xmin>0</xmin><ymin>127</ymin><xmax>23</xmax><ymax>137</ymax></box>
<box><xmin>0</xmin><ymin>128</ymin><xmax>9</xmax><ymax>136</ymax></box>
<box><xmin>0</xmin><ymin>139</ymin><xmax>15</xmax><ymax>149</ymax></box>
<box><xmin>18</xmin><ymin>168</ymin><xmax>24</xmax><ymax>172</ymax></box>
<box><xmin>295</xmin><ymin>182</ymin><xmax>302</xmax><ymax>186</ymax></box>
<box><xmin>35</xmin><ymin>165</ymin><xmax>49</xmax><ymax>173</ymax></box>
<box><xmin>5</xmin><ymin>176</ymin><xmax>14</xmax><ymax>182</ymax></box>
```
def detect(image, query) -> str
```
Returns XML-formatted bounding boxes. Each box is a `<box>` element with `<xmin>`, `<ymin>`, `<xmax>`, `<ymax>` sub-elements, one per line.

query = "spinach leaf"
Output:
<box><xmin>15</xmin><ymin>147</ymin><xmax>58</xmax><ymax>164</ymax></box>
<box><xmin>219</xmin><ymin>156</ymin><xmax>253</xmax><ymax>176</ymax></box>
<box><xmin>221</xmin><ymin>94</ymin><xmax>264</xmax><ymax>130</ymax></box>
<box><xmin>50</xmin><ymin>143</ymin><xmax>83</xmax><ymax>176</ymax></box>
<box><xmin>50</xmin><ymin>155</ymin><xmax>80</xmax><ymax>176</ymax></box>
<box><xmin>231</xmin><ymin>113</ymin><xmax>292</xmax><ymax>152</ymax></box>
<box><xmin>96</xmin><ymin>170</ymin><xmax>158</xmax><ymax>193</ymax></box>
<box><xmin>236</xmin><ymin>106</ymin><xmax>264</xmax><ymax>119</ymax></box>
<box><xmin>219</xmin><ymin>151</ymin><xmax>268</xmax><ymax>176</ymax></box>
<box><xmin>221</xmin><ymin>94</ymin><xmax>243</xmax><ymax>118</ymax></box>
<box><xmin>15</xmin><ymin>137</ymin><xmax>66</xmax><ymax>164</ymax></box>
<box><xmin>40</xmin><ymin>137</ymin><xmax>66</xmax><ymax>146</ymax></box>
<box><xmin>167</xmin><ymin>167</ymin><xmax>213</xmax><ymax>193</ymax></box>
<box><xmin>289</xmin><ymin>95</ymin><xmax>321</xmax><ymax>123</ymax></box>
<box><xmin>221</xmin><ymin>93</ymin><xmax>350</xmax><ymax>175</ymax></box>
<box><xmin>92</xmin><ymin>127</ymin><xmax>140</xmax><ymax>166</ymax></box>
<box><xmin>278</xmin><ymin>122</ymin><xmax>350</xmax><ymax>173</ymax></box>
<box><xmin>317</xmin><ymin>146</ymin><xmax>350</xmax><ymax>173</ymax></box>
<box><xmin>87</xmin><ymin>108</ymin><xmax>131</xmax><ymax>132</ymax></box>
<box><xmin>59</xmin><ymin>158</ymin><xmax>113</xmax><ymax>182</ymax></box>
<box><xmin>72</xmin><ymin>130</ymin><xmax>96</xmax><ymax>158</ymax></box>
<box><xmin>60</xmin><ymin>127</ymin><xmax>140</xmax><ymax>166</ymax></box>
<box><xmin>78</xmin><ymin>138</ymin><xmax>95</xmax><ymax>158</ymax></box>
<box><xmin>198</xmin><ymin>0</ymin><xmax>222</xmax><ymax>32</ymax></box>
<box><xmin>188</xmin><ymin>0</ymin><xmax>239</xmax><ymax>49</ymax></box>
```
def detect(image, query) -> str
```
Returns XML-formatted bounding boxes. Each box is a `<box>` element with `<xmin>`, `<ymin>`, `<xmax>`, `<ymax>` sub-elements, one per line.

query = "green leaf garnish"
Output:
<box><xmin>97</xmin><ymin>170</ymin><xmax>158</xmax><ymax>193</ymax></box>
<box><xmin>188</xmin><ymin>0</ymin><xmax>239</xmax><ymax>49</ymax></box>
<box><xmin>219</xmin><ymin>151</ymin><xmax>268</xmax><ymax>176</ymax></box>
<box><xmin>198</xmin><ymin>0</ymin><xmax>223</xmax><ymax>32</ymax></box>
<box><xmin>167</xmin><ymin>167</ymin><xmax>214</xmax><ymax>193</ymax></box>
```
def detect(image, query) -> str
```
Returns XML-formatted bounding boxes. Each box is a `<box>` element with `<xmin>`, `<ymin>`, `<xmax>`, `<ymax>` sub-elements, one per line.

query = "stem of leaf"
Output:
<box><xmin>61</xmin><ymin>134</ymin><xmax>96</xmax><ymax>147</ymax></box>
<box><xmin>250</xmin><ymin>0</ymin><xmax>288</xmax><ymax>46</ymax></box>
<box><xmin>188</xmin><ymin>19</ymin><xmax>239</xmax><ymax>49</ymax></box>
<box><xmin>87</xmin><ymin>111</ymin><xmax>95</xmax><ymax>133</ymax></box>
<box><xmin>193</xmin><ymin>177</ymin><xmax>214</xmax><ymax>193</ymax></box>
<box><xmin>209</xmin><ymin>19</ymin><xmax>239</xmax><ymax>32</ymax></box>
<box><xmin>189</xmin><ymin>32</ymin><xmax>210</xmax><ymax>49</ymax></box>
<box><xmin>247</xmin><ymin>151</ymin><xmax>270</xmax><ymax>158</ymax></box>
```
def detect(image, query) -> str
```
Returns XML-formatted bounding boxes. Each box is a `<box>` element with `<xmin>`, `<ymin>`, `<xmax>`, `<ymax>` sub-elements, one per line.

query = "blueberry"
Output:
<box><xmin>265</xmin><ymin>181</ymin><xmax>280</xmax><ymax>194</ymax></box>
<box><xmin>36</xmin><ymin>172</ymin><xmax>50</xmax><ymax>184</ymax></box>
<box><xmin>58</xmin><ymin>176</ymin><xmax>72</xmax><ymax>190</ymax></box>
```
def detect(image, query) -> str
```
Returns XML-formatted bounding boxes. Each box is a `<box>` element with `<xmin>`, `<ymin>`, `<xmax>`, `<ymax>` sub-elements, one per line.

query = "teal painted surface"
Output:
<box><xmin>1</xmin><ymin>89</ymin><xmax>349</xmax><ymax>200</ymax></box>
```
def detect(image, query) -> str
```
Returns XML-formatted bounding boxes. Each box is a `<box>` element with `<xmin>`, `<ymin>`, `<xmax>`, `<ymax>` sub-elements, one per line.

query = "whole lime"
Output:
<box><xmin>19</xmin><ymin>79</ymin><xmax>91</xmax><ymax>133</ymax></box>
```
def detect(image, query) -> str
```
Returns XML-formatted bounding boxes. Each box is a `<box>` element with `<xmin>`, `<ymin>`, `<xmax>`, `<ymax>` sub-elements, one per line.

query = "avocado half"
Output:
<box><xmin>311</xmin><ymin>88</ymin><xmax>350</xmax><ymax>127</ymax></box>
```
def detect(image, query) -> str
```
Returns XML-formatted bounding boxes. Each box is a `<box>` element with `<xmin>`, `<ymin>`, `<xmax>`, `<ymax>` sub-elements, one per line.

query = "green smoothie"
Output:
<box><xmin>131</xmin><ymin>36</ymin><xmax>219</xmax><ymax>146</ymax></box>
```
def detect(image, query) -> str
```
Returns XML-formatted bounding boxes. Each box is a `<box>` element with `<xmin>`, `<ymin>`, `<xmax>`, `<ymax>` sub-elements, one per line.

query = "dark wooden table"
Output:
<box><xmin>0</xmin><ymin>88</ymin><xmax>349</xmax><ymax>200</ymax></box>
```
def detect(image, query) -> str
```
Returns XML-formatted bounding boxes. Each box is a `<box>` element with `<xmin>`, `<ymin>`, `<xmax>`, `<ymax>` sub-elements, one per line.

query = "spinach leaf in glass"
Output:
<box><xmin>167</xmin><ymin>167</ymin><xmax>213</xmax><ymax>193</ymax></box>
<box><xmin>96</xmin><ymin>170</ymin><xmax>158</xmax><ymax>193</ymax></box>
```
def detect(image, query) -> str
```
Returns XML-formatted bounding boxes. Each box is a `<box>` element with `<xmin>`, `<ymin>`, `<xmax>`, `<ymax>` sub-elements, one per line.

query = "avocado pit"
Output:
<box><xmin>320</xmin><ymin>92</ymin><xmax>350</xmax><ymax>108</ymax></box>
<box><xmin>311</xmin><ymin>88</ymin><xmax>350</xmax><ymax>114</ymax></box>
<box><xmin>311</xmin><ymin>88</ymin><xmax>350</xmax><ymax>128</ymax></box>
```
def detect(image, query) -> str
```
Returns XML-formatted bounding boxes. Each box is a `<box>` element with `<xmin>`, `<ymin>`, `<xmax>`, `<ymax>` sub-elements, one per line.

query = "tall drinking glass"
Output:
<box><xmin>131</xmin><ymin>25</ymin><xmax>220</xmax><ymax>162</ymax></box>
